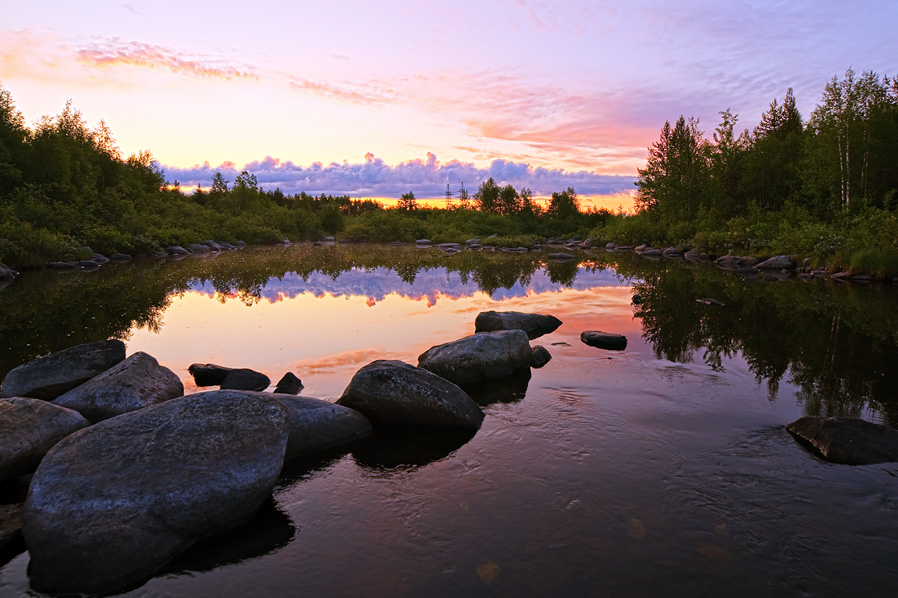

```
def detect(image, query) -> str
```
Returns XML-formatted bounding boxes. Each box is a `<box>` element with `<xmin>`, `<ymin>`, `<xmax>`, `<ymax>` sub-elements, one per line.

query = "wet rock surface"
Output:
<box><xmin>580</xmin><ymin>330</ymin><xmax>628</xmax><ymax>351</ymax></box>
<box><xmin>0</xmin><ymin>339</ymin><xmax>126</xmax><ymax>400</ymax></box>
<box><xmin>53</xmin><ymin>351</ymin><xmax>183</xmax><ymax>422</ymax></box>
<box><xmin>474</xmin><ymin>310</ymin><xmax>562</xmax><ymax>339</ymax></box>
<box><xmin>22</xmin><ymin>392</ymin><xmax>290</xmax><ymax>595</ymax></box>
<box><xmin>418</xmin><ymin>330</ymin><xmax>532</xmax><ymax>387</ymax></box>
<box><xmin>338</xmin><ymin>360</ymin><xmax>484</xmax><ymax>430</ymax></box>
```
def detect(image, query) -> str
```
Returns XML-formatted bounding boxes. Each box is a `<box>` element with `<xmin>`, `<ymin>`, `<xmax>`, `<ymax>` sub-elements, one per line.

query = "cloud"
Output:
<box><xmin>288</xmin><ymin>79</ymin><xmax>393</xmax><ymax>105</ymax></box>
<box><xmin>76</xmin><ymin>39</ymin><xmax>259</xmax><ymax>81</ymax></box>
<box><xmin>162</xmin><ymin>153</ymin><xmax>635</xmax><ymax>198</ymax></box>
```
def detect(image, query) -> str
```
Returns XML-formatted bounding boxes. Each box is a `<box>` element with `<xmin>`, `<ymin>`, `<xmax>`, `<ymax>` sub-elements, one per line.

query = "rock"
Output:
<box><xmin>547</xmin><ymin>253</ymin><xmax>577</xmax><ymax>260</ymax></box>
<box><xmin>53</xmin><ymin>352</ymin><xmax>184</xmax><ymax>422</ymax></box>
<box><xmin>786</xmin><ymin>416</ymin><xmax>898</xmax><ymax>465</ymax></box>
<box><xmin>109</xmin><ymin>253</ymin><xmax>131</xmax><ymax>261</ymax></box>
<box><xmin>1</xmin><ymin>339</ymin><xmax>126</xmax><ymax>400</ymax></box>
<box><xmin>220</xmin><ymin>369</ymin><xmax>271</xmax><ymax>391</ymax></box>
<box><xmin>337</xmin><ymin>360</ymin><xmax>484</xmax><ymax>430</ymax></box>
<box><xmin>22</xmin><ymin>392</ymin><xmax>290</xmax><ymax>595</ymax></box>
<box><xmin>716</xmin><ymin>255</ymin><xmax>758</xmax><ymax>269</ymax></box>
<box><xmin>273</xmin><ymin>372</ymin><xmax>304</xmax><ymax>395</ymax></box>
<box><xmin>167</xmin><ymin>245</ymin><xmax>191</xmax><ymax>255</ymax></box>
<box><xmin>0</xmin><ymin>263</ymin><xmax>18</xmax><ymax>281</ymax></box>
<box><xmin>756</xmin><ymin>255</ymin><xmax>795</xmax><ymax>270</ymax></box>
<box><xmin>75</xmin><ymin>260</ymin><xmax>100</xmax><ymax>270</ymax></box>
<box><xmin>234</xmin><ymin>240</ymin><xmax>247</xmax><ymax>247</ymax></box>
<box><xmin>418</xmin><ymin>330</ymin><xmax>533</xmax><ymax>387</ymax></box>
<box><xmin>415</xmin><ymin>239</ymin><xmax>432</xmax><ymax>245</ymax></box>
<box><xmin>684</xmin><ymin>248</ymin><xmax>704</xmax><ymax>261</ymax></box>
<box><xmin>0</xmin><ymin>399</ymin><xmax>89</xmax><ymax>483</ymax></box>
<box><xmin>188</xmin><ymin>363</ymin><xmax>233</xmax><ymax>386</ymax></box>
<box><xmin>465</xmin><ymin>238</ymin><xmax>481</xmax><ymax>246</ymax></box>
<box><xmin>272</xmin><ymin>394</ymin><xmax>371</xmax><ymax>459</ymax></box>
<box><xmin>663</xmin><ymin>246</ymin><xmax>683</xmax><ymax>257</ymax></box>
<box><xmin>48</xmin><ymin>261</ymin><xmax>78</xmax><ymax>270</ymax></box>
<box><xmin>201</xmin><ymin>240</ymin><xmax>223</xmax><ymax>251</ymax></box>
<box><xmin>696</xmin><ymin>298</ymin><xmax>725</xmax><ymax>306</ymax></box>
<box><xmin>529</xmin><ymin>345</ymin><xmax>552</xmax><ymax>368</ymax></box>
<box><xmin>187</xmin><ymin>243</ymin><xmax>210</xmax><ymax>254</ymax></box>
<box><xmin>474</xmin><ymin>310</ymin><xmax>562</xmax><ymax>340</ymax></box>
<box><xmin>580</xmin><ymin>330</ymin><xmax>628</xmax><ymax>351</ymax></box>
<box><xmin>640</xmin><ymin>249</ymin><xmax>663</xmax><ymax>257</ymax></box>
<box><xmin>0</xmin><ymin>504</ymin><xmax>23</xmax><ymax>560</ymax></box>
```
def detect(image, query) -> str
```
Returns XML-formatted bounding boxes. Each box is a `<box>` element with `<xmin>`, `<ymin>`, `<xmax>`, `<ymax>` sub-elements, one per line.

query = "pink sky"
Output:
<box><xmin>2</xmin><ymin>1</ymin><xmax>895</xmax><ymax>205</ymax></box>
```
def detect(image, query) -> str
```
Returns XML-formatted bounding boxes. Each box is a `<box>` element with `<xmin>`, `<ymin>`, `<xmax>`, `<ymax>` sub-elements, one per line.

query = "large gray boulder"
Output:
<box><xmin>474</xmin><ymin>310</ymin><xmax>562</xmax><ymax>340</ymax></box>
<box><xmin>418</xmin><ymin>330</ymin><xmax>532</xmax><ymax>387</ymax></box>
<box><xmin>22</xmin><ymin>392</ymin><xmax>290</xmax><ymax>595</ymax></box>
<box><xmin>0</xmin><ymin>339</ymin><xmax>126</xmax><ymax>400</ymax></box>
<box><xmin>756</xmin><ymin>255</ymin><xmax>795</xmax><ymax>270</ymax></box>
<box><xmin>786</xmin><ymin>416</ymin><xmax>898</xmax><ymax>465</ymax></box>
<box><xmin>53</xmin><ymin>352</ymin><xmax>184</xmax><ymax>422</ymax></box>
<box><xmin>337</xmin><ymin>360</ymin><xmax>484</xmax><ymax>430</ymax></box>
<box><xmin>0</xmin><ymin>398</ymin><xmax>89</xmax><ymax>483</ymax></box>
<box><xmin>273</xmin><ymin>394</ymin><xmax>372</xmax><ymax>458</ymax></box>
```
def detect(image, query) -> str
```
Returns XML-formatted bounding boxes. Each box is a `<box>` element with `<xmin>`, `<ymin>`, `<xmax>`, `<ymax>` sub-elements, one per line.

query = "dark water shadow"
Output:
<box><xmin>351</xmin><ymin>426</ymin><xmax>476</xmax><ymax>471</ymax></box>
<box><xmin>463</xmin><ymin>367</ymin><xmax>532</xmax><ymax>406</ymax></box>
<box><xmin>159</xmin><ymin>497</ymin><xmax>295</xmax><ymax>576</ymax></box>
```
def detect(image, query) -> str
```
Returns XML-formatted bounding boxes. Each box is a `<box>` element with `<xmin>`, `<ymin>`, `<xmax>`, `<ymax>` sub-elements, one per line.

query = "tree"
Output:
<box><xmin>546</xmin><ymin>187</ymin><xmax>580</xmax><ymax>220</ymax></box>
<box><xmin>635</xmin><ymin>116</ymin><xmax>711</xmax><ymax>224</ymax></box>
<box><xmin>474</xmin><ymin>178</ymin><xmax>500</xmax><ymax>213</ymax></box>
<box><xmin>397</xmin><ymin>190</ymin><xmax>417</xmax><ymax>211</ymax></box>
<box><xmin>497</xmin><ymin>184</ymin><xmax>520</xmax><ymax>216</ymax></box>
<box><xmin>210</xmin><ymin>172</ymin><xmax>229</xmax><ymax>195</ymax></box>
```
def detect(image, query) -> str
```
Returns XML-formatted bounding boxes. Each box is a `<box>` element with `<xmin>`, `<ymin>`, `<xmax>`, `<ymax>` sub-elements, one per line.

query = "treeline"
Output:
<box><xmin>0</xmin><ymin>84</ymin><xmax>606</xmax><ymax>268</ymax></box>
<box><xmin>594</xmin><ymin>68</ymin><xmax>898</xmax><ymax>274</ymax></box>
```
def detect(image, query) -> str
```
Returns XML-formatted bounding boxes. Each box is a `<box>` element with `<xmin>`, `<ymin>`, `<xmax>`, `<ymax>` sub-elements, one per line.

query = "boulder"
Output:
<box><xmin>109</xmin><ymin>253</ymin><xmax>131</xmax><ymax>262</ymax></box>
<box><xmin>415</xmin><ymin>239</ymin><xmax>432</xmax><ymax>245</ymax></box>
<box><xmin>0</xmin><ymin>263</ymin><xmax>17</xmax><ymax>281</ymax></box>
<box><xmin>663</xmin><ymin>246</ymin><xmax>683</xmax><ymax>256</ymax></box>
<box><xmin>605</xmin><ymin>242</ymin><xmax>617</xmax><ymax>250</ymax></box>
<box><xmin>580</xmin><ymin>330</ymin><xmax>628</xmax><ymax>351</ymax></box>
<box><xmin>274</xmin><ymin>372</ymin><xmax>304</xmax><ymax>395</ymax></box>
<box><xmin>474</xmin><ymin>310</ymin><xmax>562</xmax><ymax>340</ymax></box>
<box><xmin>0</xmin><ymin>399</ymin><xmax>89</xmax><ymax>483</ymax></box>
<box><xmin>201</xmin><ymin>240</ymin><xmax>223</xmax><ymax>251</ymax></box>
<box><xmin>48</xmin><ymin>261</ymin><xmax>78</xmax><ymax>270</ymax></box>
<box><xmin>188</xmin><ymin>363</ymin><xmax>232</xmax><ymax>386</ymax></box>
<box><xmin>529</xmin><ymin>345</ymin><xmax>552</xmax><ymax>369</ymax></box>
<box><xmin>0</xmin><ymin>504</ymin><xmax>23</xmax><ymax>560</ymax></box>
<box><xmin>756</xmin><ymin>255</ymin><xmax>795</xmax><ymax>270</ymax></box>
<box><xmin>418</xmin><ymin>330</ymin><xmax>532</xmax><ymax>387</ymax></box>
<box><xmin>272</xmin><ymin>394</ymin><xmax>372</xmax><ymax>459</ymax></box>
<box><xmin>53</xmin><ymin>352</ymin><xmax>184</xmax><ymax>422</ymax></box>
<box><xmin>220</xmin><ymin>369</ymin><xmax>271</xmax><ymax>391</ymax></box>
<box><xmin>640</xmin><ymin>249</ymin><xmax>663</xmax><ymax>257</ymax></box>
<box><xmin>0</xmin><ymin>339</ymin><xmax>126</xmax><ymax>400</ymax></box>
<box><xmin>166</xmin><ymin>245</ymin><xmax>191</xmax><ymax>255</ymax></box>
<box><xmin>786</xmin><ymin>416</ymin><xmax>898</xmax><ymax>465</ymax></box>
<box><xmin>684</xmin><ymin>248</ymin><xmax>705</xmax><ymax>261</ymax></box>
<box><xmin>547</xmin><ymin>253</ymin><xmax>577</xmax><ymax>260</ymax></box>
<box><xmin>337</xmin><ymin>360</ymin><xmax>484</xmax><ymax>430</ymax></box>
<box><xmin>74</xmin><ymin>260</ymin><xmax>100</xmax><ymax>270</ymax></box>
<box><xmin>187</xmin><ymin>243</ymin><xmax>210</xmax><ymax>254</ymax></box>
<box><xmin>22</xmin><ymin>392</ymin><xmax>290</xmax><ymax>595</ymax></box>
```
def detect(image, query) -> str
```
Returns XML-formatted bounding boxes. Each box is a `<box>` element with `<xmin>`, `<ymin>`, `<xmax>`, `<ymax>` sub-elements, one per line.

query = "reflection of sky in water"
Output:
<box><xmin>189</xmin><ymin>266</ymin><xmax>633</xmax><ymax>306</ymax></box>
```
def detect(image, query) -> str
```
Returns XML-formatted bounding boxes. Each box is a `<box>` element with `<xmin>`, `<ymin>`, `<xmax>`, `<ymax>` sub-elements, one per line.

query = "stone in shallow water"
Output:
<box><xmin>0</xmin><ymin>339</ymin><xmax>125</xmax><ymax>400</ymax></box>
<box><xmin>580</xmin><ymin>330</ymin><xmax>628</xmax><ymax>351</ymax></box>
<box><xmin>338</xmin><ymin>360</ymin><xmax>483</xmax><ymax>430</ymax></box>
<box><xmin>418</xmin><ymin>330</ymin><xmax>532</xmax><ymax>387</ymax></box>
<box><xmin>786</xmin><ymin>416</ymin><xmax>898</xmax><ymax>465</ymax></box>
<box><xmin>53</xmin><ymin>352</ymin><xmax>183</xmax><ymax>422</ymax></box>
<box><xmin>22</xmin><ymin>392</ymin><xmax>290</xmax><ymax>595</ymax></box>
<box><xmin>274</xmin><ymin>372</ymin><xmax>303</xmax><ymax>395</ymax></box>
<box><xmin>474</xmin><ymin>310</ymin><xmax>562</xmax><ymax>340</ymax></box>
<box><xmin>0</xmin><ymin>398</ymin><xmax>89</xmax><ymax>483</ymax></box>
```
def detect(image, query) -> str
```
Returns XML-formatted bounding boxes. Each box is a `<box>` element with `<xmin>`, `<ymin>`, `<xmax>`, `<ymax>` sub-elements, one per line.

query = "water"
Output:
<box><xmin>2</xmin><ymin>244</ymin><xmax>898</xmax><ymax>596</ymax></box>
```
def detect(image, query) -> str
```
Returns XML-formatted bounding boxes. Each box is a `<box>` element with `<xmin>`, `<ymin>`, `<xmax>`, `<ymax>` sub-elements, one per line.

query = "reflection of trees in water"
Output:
<box><xmin>630</xmin><ymin>259</ymin><xmax>898</xmax><ymax>424</ymax></box>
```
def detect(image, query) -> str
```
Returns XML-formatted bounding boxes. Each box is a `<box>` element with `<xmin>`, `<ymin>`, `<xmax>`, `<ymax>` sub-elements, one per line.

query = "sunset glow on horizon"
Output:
<box><xmin>2</xmin><ymin>1</ymin><xmax>895</xmax><ymax>201</ymax></box>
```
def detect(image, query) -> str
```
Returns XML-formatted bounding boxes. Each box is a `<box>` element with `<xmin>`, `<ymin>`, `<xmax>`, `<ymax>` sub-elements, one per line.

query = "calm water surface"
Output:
<box><xmin>1</xmin><ymin>244</ymin><xmax>897</xmax><ymax>597</ymax></box>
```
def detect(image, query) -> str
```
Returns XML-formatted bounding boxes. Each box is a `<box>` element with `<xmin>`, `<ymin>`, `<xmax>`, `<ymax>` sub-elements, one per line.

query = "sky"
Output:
<box><xmin>1</xmin><ymin>1</ymin><xmax>896</xmax><ymax>208</ymax></box>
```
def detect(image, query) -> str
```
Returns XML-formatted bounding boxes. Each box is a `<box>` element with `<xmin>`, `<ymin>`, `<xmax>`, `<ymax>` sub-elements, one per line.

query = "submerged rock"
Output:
<box><xmin>580</xmin><ymin>330</ymin><xmax>628</xmax><ymax>351</ymax></box>
<box><xmin>188</xmin><ymin>363</ymin><xmax>232</xmax><ymax>386</ymax></box>
<box><xmin>474</xmin><ymin>310</ymin><xmax>562</xmax><ymax>340</ymax></box>
<box><xmin>23</xmin><ymin>392</ymin><xmax>290</xmax><ymax>595</ymax></box>
<box><xmin>0</xmin><ymin>399</ymin><xmax>89</xmax><ymax>483</ymax></box>
<box><xmin>220</xmin><ymin>369</ymin><xmax>271</xmax><ymax>391</ymax></box>
<box><xmin>418</xmin><ymin>330</ymin><xmax>532</xmax><ymax>387</ymax></box>
<box><xmin>53</xmin><ymin>352</ymin><xmax>184</xmax><ymax>422</ymax></box>
<box><xmin>337</xmin><ymin>360</ymin><xmax>484</xmax><ymax>430</ymax></box>
<box><xmin>0</xmin><ymin>339</ymin><xmax>126</xmax><ymax>400</ymax></box>
<box><xmin>786</xmin><ymin>416</ymin><xmax>898</xmax><ymax>465</ymax></box>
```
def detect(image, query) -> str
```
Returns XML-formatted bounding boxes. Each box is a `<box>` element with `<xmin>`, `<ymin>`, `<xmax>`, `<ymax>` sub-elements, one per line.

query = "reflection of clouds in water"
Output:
<box><xmin>189</xmin><ymin>267</ymin><xmax>630</xmax><ymax>306</ymax></box>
